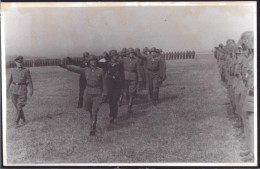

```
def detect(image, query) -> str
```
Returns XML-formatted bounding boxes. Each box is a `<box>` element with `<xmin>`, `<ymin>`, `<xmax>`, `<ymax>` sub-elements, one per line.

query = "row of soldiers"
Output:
<box><xmin>164</xmin><ymin>50</ymin><xmax>195</xmax><ymax>60</ymax></box>
<box><xmin>58</xmin><ymin>47</ymin><xmax>166</xmax><ymax>136</ymax></box>
<box><xmin>214</xmin><ymin>31</ymin><xmax>254</xmax><ymax>160</ymax></box>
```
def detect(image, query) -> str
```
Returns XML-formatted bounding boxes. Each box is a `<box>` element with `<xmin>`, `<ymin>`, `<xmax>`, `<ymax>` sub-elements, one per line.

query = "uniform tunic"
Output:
<box><xmin>136</xmin><ymin>53</ymin><xmax>164</xmax><ymax>100</ymax></box>
<box><xmin>106</xmin><ymin>61</ymin><xmax>124</xmax><ymax>118</ymax></box>
<box><xmin>119</xmin><ymin>57</ymin><xmax>142</xmax><ymax>96</ymax></box>
<box><xmin>66</xmin><ymin>65</ymin><xmax>107</xmax><ymax>112</ymax></box>
<box><xmin>7</xmin><ymin>67</ymin><xmax>33</xmax><ymax>111</ymax></box>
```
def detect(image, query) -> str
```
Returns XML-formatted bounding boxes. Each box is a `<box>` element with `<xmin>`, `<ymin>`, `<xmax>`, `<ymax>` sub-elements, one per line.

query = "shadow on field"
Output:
<box><xmin>160</xmin><ymin>83</ymin><xmax>176</xmax><ymax>88</ymax></box>
<box><xmin>30</xmin><ymin>111</ymin><xmax>68</xmax><ymax>123</ymax></box>
<box><xmin>105</xmin><ymin>109</ymin><xmax>151</xmax><ymax>132</ymax></box>
<box><xmin>158</xmin><ymin>94</ymin><xmax>179</xmax><ymax>104</ymax></box>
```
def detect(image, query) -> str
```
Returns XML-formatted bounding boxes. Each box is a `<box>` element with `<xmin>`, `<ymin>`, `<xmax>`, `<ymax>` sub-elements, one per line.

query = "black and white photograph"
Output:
<box><xmin>1</xmin><ymin>2</ymin><xmax>257</xmax><ymax>166</ymax></box>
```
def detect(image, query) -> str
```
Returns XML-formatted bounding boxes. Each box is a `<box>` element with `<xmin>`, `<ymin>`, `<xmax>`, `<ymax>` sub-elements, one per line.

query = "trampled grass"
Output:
<box><xmin>5</xmin><ymin>54</ymin><xmax>243</xmax><ymax>164</ymax></box>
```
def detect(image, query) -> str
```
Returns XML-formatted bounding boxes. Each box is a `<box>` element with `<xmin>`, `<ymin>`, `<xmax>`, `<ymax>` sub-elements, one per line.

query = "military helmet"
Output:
<box><xmin>143</xmin><ymin>47</ymin><xmax>149</xmax><ymax>52</ymax></box>
<box><xmin>135</xmin><ymin>48</ymin><xmax>141</xmax><ymax>52</ymax></box>
<box><xmin>88</xmin><ymin>55</ymin><xmax>98</xmax><ymax>62</ymax></box>
<box><xmin>83</xmin><ymin>52</ymin><xmax>89</xmax><ymax>58</ymax></box>
<box><xmin>128</xmin><ymin>48</ymin><xmax>135</xmax><ymax>54</ymax></box>
<box><xmin>150</xmin><ymin>47</ymin><xmax>157</xmax><ymax>52</ymax></box>
<box><xmin>109</xmin><ymin>49</ymin><xmax>118</xmax><ymax>57</ymax></box>
<box><xmin>122</xmin><ymin>48</ymin><xmax>127</xmax><ymax>53</ymax></box>
<box><xmin>238</xmin><ymin>31</ymin><xmax>254</xmax><ymax>49</ymax></box>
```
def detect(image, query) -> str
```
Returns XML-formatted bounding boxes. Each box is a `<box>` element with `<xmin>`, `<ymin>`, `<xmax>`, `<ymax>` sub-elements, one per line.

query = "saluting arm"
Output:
<box><xmin>135</xmin><ymin>52</ymin><xmax>147</xmax><ymax>61</ymax></box>
<box><xmin>66</xmin><ymin>57</ymin><xmax>83</xmax><ymax>67</ymax></box>
<box><xmin>65</xmin><ymin>65</ymin><xmax>85</xmax><ymax>74</ymax></box>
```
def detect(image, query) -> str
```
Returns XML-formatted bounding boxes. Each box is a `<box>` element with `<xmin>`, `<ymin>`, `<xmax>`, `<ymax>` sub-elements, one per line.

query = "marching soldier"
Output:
<box><xmin>59</xmin><ymin>55</ymin><xmax>107</xmax><ymax>136</ymax></box>
<box><xmin>105</xmin><ymin>50</ymin><xmax>125</xmax><ymax>123</ymax></box>
<box><xmin>119</xmin><ymin>48</ymin><xmax>142</xmax><ymax>113</ymax></box>
<box><xmin>158</xmin><ymin>49</ymin><xmax>167</xmax><ymax>82</ymax></box>
<box><xmin>66</xmin><ymin>52</ymin><xmax>89</xmax><ymax>108</ymax></box>
<box><xmin>136</xmin><ymin>47</ymin><xmax>164</xmax><ymax>105</ymax></box>
<box><xmin>7</xmin><ymin>56</ymin><xmax>34</xmax><ymax>127</ymax></box>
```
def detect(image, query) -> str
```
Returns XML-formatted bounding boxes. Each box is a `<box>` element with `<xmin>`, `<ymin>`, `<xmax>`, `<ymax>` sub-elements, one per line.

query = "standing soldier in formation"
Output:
<box><xmin>59</xmin><ymin>55</ymin><xmax>107</xmax><ymax>136</ymax></box>
<box><xmin>66</xmin><ymin>52</ymin><xmax>89</xmax><ymax>108</ymax></box>
<box><xmin>192</xmin><ymin>50</ymin><xmax>195</xmax><ymax>58</ymax></box>
<box><xmin>186</xmin><ymin>51</ymin><xmax>189</xmax><ymax>59</ymax></box>
<box><xmin>119</xmin><ymin>48</ymin><xmax>142</xmax><ymax>113</ymax></box>
<box><xmin>167</xmin><ymin>52</ymin><xmax>169</xmax><ymax>60</ymax></box>
<box><xmin>7</xmin><ymin>56</ymin><xmax>34</xmax><ymax>127</ymax></box>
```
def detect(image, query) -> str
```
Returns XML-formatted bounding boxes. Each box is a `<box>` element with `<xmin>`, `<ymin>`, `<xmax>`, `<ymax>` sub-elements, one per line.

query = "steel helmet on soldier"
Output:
<box><xmin>128</xmin><ymin>48</ymin><xmax>135</xmax><ymax>54</ymax></box>
<box><xmin>88</xmin><ymin>55</ymin><xmax>98</xmax><ymax>62</ymax></box>
<box><xmin>122</xmin><ymin>48</ymin><xmax>127</xmax><ymax>53</ymax></box>
<box><xmin>109</xmin><ymin>49</ymin><xmax>118</xmax><ymax>57</ymax></box>
<box><xmin>238</xmin><ymin>31</ymin><xmax>254</xmax><ymax>49</ymax></box>
<box><xmin>143</xmin><ymin>47</ymin><xmax>149</xmax><ymax>52</ymax></box>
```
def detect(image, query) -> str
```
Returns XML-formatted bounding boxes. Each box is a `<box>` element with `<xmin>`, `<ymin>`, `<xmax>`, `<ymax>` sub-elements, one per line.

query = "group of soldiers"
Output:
<box><xmin>57</xmin><ymin>47</ymin><xmax>167</xmax><ymax>136</ymax></box>
<box><xmin>214</xmin><ymin>31</ymin><xmax>254</xmax><ymax>158</ymax></box>
<box><xmin>164</xmin><ymin>50</ymin><xmax>195</xmax><ymax>60</ymax></box>
<box><xmin>6</xmin><ymin>47</ymin><xmax>166</xmax><ymax>136</ymax></box>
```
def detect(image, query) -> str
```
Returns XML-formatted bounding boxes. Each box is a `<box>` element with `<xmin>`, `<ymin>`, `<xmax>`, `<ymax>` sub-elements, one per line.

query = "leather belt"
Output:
<box><xmin>86</xmin><ymin>83</ymin><xmax>99</xmax><ymax>88</ymax></box>
<box><xmin>12</xmin><ymin>82</ymin><xmax>27</xmax><ymax>85</ymax></box>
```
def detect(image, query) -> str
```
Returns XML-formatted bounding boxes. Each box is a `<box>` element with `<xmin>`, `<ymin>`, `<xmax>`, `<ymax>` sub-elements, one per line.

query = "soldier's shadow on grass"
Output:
<box><xmin>105</xmin><ymin>108</ymin><xmax>151</xmax><ymax>132</ymax></box>
<box><xmin>160</xmin><ymin>83</ymin><xmax>176</xmax><ymax>88</ymax></box>
<box><xmin>105</xmin><ymin>94</ymin><xmax>179</xmax><ymax>133</ymax></box>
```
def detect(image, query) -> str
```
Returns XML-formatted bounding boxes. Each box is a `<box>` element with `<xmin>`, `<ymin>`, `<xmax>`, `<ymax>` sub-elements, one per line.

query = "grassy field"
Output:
<box><xmin>5</xmin><ymin>54</ymin><xmax>245</xmax><ymax>164</ymax></box>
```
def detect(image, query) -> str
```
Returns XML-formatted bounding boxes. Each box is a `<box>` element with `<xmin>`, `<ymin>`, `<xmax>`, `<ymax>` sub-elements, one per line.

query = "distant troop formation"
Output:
<box><xmin>214</xmin><ymin>31</ymin><xmax>254</xmax><ymax>159</ymax></box>
<box><xmin>164</xmin><ymin>50</ymin><xmax>195</xmax><ymax>60</ymax></box>
<box><xmin>58</xmin><ymin>47</ymin><xmax>167</xmax><ymax>136</ymax></box>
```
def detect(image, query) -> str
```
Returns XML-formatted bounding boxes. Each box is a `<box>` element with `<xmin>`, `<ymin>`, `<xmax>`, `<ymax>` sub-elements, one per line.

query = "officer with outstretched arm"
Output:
<box><xmin>59</xmin><ymin>55</ymin><xmax>107</xmax><ymax>136</ymax></box>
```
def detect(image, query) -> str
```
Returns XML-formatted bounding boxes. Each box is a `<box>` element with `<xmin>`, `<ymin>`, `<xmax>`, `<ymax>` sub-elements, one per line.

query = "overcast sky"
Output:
<box><xmin>3</xmin><ymin>4</ymin><xmax>256</xmax><ymax>59</ymax></box>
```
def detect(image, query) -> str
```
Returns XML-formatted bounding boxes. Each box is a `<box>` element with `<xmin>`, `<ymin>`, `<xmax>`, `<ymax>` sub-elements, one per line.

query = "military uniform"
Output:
<box><xmin>119</xmin><ymin>48</ymin><xmax>142</xmax><ymax>113</ymax></box>
<box><xmin>136</xmin><ymin>48</ymin><xmax>164</xmax><ymax>104</ymax></box>
<box><xmin>60</xmin><ymin>55</ymin><xmax>107</xmax><ymax>135</ymax></box>
<box><xmin>105</xmin><ymin>50</ymin><xmax>125</xmax><ymax>123</ymax></box>
<box><xmin>7</xmin><ymin>56</ymin><xmax>33</xmax><ymax>126</ymax></box>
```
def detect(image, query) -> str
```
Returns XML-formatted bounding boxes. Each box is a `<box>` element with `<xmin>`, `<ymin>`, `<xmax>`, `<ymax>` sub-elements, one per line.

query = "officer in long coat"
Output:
<box><xmin>105</xmin><ymin>50</ymin><xmax>125</xmax><ymax>123</ymax></box>
<box><xmin>7</xmin><ymin>56</ymin><xmax>34</xmax><ymax>127</ymax></box>
<box><xmin>59</xmin><ymin>55</ymin><xmax>107</xmax><ymax>136</ymax></box>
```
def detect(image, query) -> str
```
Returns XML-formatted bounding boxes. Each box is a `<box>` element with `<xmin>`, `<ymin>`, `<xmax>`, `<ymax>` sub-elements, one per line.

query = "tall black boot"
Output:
<box><xmin>15</xmin><ymin>110</ymin><xmax>22</xmax><ymax>126</ymax></box>
<box><xmin>20</xmin><ymin>110</ymin><xmax>26</xmax><ymax>123</ymax></box>
<box><xmin>127</xmin><ymin>96</ymin><xmax>133</xmax><ymax>113</ymax></box>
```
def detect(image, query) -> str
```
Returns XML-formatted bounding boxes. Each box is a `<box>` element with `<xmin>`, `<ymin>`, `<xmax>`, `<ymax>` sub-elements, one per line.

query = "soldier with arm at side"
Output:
<box><xmin>7</xmin><ymin>56</ymin><xmax>34</xmax><ymax>127</ymax></box>
<box><xmin>120</xmin><ymin>48</ymin><xmax>142</xmax><ymax>113</ymax></box>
